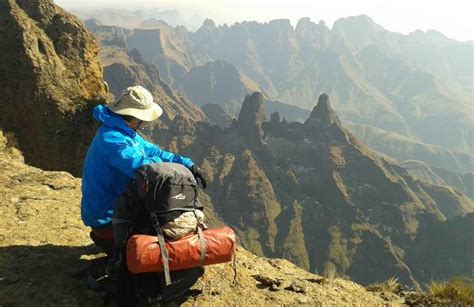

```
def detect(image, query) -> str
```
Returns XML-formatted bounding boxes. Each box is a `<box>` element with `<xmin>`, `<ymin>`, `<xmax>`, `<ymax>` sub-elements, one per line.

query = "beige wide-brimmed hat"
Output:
<box><xmin>108</xmin><ymin>86</ymin><xmax>163</xmax><ymax>121</ymax></box>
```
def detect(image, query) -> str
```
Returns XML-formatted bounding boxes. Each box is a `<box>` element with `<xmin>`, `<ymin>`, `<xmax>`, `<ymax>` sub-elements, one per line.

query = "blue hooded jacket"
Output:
<box><xmin>81</xmin><ymin>105</ymin><xmax>194</xmax><ymax>227</ymax></box>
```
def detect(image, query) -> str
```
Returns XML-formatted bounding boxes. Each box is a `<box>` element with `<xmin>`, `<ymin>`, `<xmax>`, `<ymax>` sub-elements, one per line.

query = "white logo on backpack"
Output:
<box><xmin>171</xmin><ymin>193</ymin><xmax>186</xmax><ymax>200</ymax></box>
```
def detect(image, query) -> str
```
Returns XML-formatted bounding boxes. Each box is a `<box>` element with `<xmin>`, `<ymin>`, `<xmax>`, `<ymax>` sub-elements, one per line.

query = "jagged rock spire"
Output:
<box><xmin>270</xmin><ymin>111</ymin><xmax>281</xmax><ymax>124</ymax></box>
<box><xmin>305</xmin><ymin>93</ymin><xmax>341</xmax><ymax>126</ymax></box>
<box><xmin>237</xmin><ymin>92</ymin><xmax>266</xmax><ymax>145</ymax></box>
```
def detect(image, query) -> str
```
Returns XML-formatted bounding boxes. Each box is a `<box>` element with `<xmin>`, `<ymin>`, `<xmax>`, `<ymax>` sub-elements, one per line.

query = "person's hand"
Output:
<box><xmin>190</xmin><ymin>165</ymin><xmax>208</xmax><ymax>189</ymax></box>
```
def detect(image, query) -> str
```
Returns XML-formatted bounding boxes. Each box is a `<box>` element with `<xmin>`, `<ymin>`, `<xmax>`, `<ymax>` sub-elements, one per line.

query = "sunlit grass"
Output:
<box><xmin>367</xmin><ymin>277</ymin><xmax>402</xmax><ymax>294</ymax></box>
<box><xmin>428</xmin><ymin>277</ymin><xmax>474</xmax><ymax>305</ymax></box>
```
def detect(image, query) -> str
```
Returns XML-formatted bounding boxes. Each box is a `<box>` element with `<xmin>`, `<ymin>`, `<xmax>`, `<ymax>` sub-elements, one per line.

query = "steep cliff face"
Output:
<box><xmin>349</xmin><ymin>123</ymin><xmax>474</xmax><ymax>174</ymax></box>
<box><xmin>175</xmin><ymin>60</ymin><xmax>263</xmax><ymax>117</ymax></box>
<box><xmin>0</xmin><ymin>0</ymin><xmax>107</xmax><ymax>176</ymax></box>
<box><xmin>401</xmin><ymin>160</ymin><xmax>474</xmax><ymax>198</ymax></box>
<box><xmin>85</xmin><ymin>21</ymin><xmax>131</xmax><ymax>49</ymax></box>
<box><xmin>127</xmin><ymin>26</ymin><xmax>208</xmax><ymax>84</ymax></box>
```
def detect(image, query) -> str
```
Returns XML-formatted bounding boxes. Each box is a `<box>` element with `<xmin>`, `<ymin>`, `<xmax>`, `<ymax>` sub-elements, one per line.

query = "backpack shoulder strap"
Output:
<box><xmin>193</xmin><ymin>209</ymin><xmax>207</xmax><ymax>268</ymax></box>
<box><xmin>150</xmin><ymin>212</ymin><xmax>172</xmax><ymax>286</ymax></box>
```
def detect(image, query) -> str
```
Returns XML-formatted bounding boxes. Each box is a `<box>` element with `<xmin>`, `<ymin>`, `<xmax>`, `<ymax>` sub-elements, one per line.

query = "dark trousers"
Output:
<box><xmin>90</xmin><ymin>182</ymin><xmax>136</xmax><ymax>256</ymax></box>
<box><xmin>90</xmin><ymin>223</ymin><xmax>114</xmax><ymax>256</ymax></box>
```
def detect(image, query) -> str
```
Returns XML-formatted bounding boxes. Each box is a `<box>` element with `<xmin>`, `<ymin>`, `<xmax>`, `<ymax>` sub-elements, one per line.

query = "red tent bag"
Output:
<box><xmin>126</xmin><ymin>227</ymin><xmax>236</xmax><ymax>274</ymax></box>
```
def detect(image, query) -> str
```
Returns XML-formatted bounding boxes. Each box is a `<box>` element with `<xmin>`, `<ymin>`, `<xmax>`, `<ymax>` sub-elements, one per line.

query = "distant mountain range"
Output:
<box><xmin>85</xmin><ymin>15</ymin><xmax>473</xmax><ymax>151</ymax></box>
<box><xmin>86</xmin><ymin>17</ymin><xmax>473</xmax><ymax>174</ymax></box>
<box><xmin>74</xmin><ymin>8</ymin><xmax>205</xmax><ymax>31</ymax></box>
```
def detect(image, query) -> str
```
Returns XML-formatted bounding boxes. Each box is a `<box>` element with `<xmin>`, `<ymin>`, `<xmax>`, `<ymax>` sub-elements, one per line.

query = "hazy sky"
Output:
<box><xmin>55</xmin><ymin>0</ymin><xmax>474</xmax><ymax>41</ymax></box>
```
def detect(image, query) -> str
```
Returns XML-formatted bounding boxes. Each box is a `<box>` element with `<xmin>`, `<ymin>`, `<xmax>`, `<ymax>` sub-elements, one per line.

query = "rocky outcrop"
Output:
<box><xmin>0</xmin><ymin>0</ymin><xmax>107</xmax><ymax>176</ymax></box>
<box><xmin>305</xmin><ymin>93</ymin><xmax>341</xmax><ymax>127</ymax></box>
<box><xmin>236</xmin><ymin>92</ymin><xmax>266</xmax><ymax>145</ymax></box>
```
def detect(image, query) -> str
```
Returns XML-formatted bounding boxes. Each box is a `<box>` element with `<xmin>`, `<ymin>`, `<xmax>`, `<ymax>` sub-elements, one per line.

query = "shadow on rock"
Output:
<box><xmin>0</xmin><ymin>244</ymin><xmax>204</xmax><ymax>306</ymax></box>
<box><xmin>0</xmin><ymin>244</ymin><xmax>111</xmax><ymax>306</ymax></box>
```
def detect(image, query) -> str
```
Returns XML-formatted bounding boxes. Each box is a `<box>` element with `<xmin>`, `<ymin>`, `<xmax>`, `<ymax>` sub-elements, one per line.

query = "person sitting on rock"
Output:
<box><xmin>80</xmin><ymin>85</ymin><xmax>207</xmax><ymax>255</ymax></box>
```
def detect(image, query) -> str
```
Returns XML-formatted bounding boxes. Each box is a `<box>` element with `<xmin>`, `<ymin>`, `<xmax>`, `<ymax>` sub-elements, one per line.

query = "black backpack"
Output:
<box><xmin>117</xmin><ymin>162</ymin><xmax>206</xmax><ymax>305</ymax></box>
<box><xmin>135</xmin><ymin>162</ymin><xmax>204</xmax><ymax>225</ymax></box>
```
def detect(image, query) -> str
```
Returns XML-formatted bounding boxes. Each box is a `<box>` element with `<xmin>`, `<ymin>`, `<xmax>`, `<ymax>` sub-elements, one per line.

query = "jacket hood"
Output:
<box><xmin>93</xmin><ymin>105</ymin><xmax>135</xmax><ymax>136</ymax></box>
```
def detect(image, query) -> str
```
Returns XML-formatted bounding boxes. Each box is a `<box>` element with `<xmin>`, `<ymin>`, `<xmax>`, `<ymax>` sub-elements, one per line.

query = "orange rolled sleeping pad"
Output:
<box><xmin>126</xmin><ymin>227</ymin><xmax>236</xmax><ymax>274</ymax></box>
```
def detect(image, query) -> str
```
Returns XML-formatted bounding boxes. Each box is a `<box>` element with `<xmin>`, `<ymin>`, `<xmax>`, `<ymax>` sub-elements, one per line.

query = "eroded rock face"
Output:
<box><xmin>0</xmin><ymin>0</ymin><xmax>107</xmax><ymax>176</ymax></box>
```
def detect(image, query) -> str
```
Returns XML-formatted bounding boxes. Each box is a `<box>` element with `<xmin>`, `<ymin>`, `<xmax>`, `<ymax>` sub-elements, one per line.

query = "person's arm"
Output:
<box><xmin>140</xmin><ymin>135</ymin><xmax>207</xmax><ymax>189</ymax></box>
<box><xmin>141</xmin><ymin>137</ymin><xmax>194</xmax><ymax>169</ymax></box>
<box><xmin>105</xmin><ymin>136</ymin><xmax>163</xmax><ymax>178</ymax></box>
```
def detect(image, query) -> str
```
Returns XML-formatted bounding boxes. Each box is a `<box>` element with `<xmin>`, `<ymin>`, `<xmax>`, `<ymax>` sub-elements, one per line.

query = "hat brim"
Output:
<box><xmin>109</xmin><ymin>102</ymin><xmax>163</xmax><ymax>121</ymax></box>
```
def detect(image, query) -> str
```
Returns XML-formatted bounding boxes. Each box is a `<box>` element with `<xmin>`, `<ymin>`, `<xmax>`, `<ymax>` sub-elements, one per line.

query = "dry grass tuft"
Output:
<box><xmin>367</xmin><ymin>277</ymin><xmax>402</xmax><ymax>294</ymax></box>
<box><xmin>428</xmin><ymin>277</ymin><xmax>474</xmax><ymax>305</ymax></box>
<box><xmin>323</xmin><ymin>265</ymin><xmax>338</xmax><ymax>280</ymax></box>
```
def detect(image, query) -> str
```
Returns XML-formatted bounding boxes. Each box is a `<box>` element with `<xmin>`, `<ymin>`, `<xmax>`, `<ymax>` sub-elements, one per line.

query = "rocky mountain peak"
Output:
<box><xmin>332</xmin><ymin>14</ymin><xmax>382</xmax><ymax>39</ymax></box>
<box><xmin>203</xmin><ymin>18</ymin><xmax>216</xmax><ymax>27</ymax></box>
<box><xmin>335</xmin><ymin>14</ymin><xmax>375</xmax><ymax>28</ymax></box>
<box><xmin>305</xmin><ymin>93</ymin><xmax>341</xmax><ymax>126</ymax></box>
<box><xmin>270</xmin><ymin>111</ymin><xmax>281</xmax><ymax>124</ymax></box>
<box><xmin>268</xmin><ymin>19</ymin><xmax>293</xmax><ymax>31</ymax></box>
<box><xmin>295</xmin><ymin>16</ymin><xmax>330</xmax><ymax>49</ymax></box>
<box><xmin>127</xmin><ymin>28</ymin><xmax>163</xmax><ymax>60</ymax></box>
<box><xmin>237</xmin><ymin>92</ymin><xmax>266</xmax><ymax>144</ymax></box>
<box><xmin>296</xmin><ymin>17</ymin><xmax>311</xmax><ymax>29</ymax></box>
<box><xmin>84</xmin><ymin>18</ymin><xmax>102</xmax><ymax>31</ymax></box>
